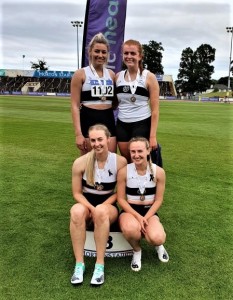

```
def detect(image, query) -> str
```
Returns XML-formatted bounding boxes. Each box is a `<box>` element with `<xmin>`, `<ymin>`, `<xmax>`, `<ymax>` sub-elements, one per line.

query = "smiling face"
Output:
<box><xmin>122</xmin><ymin>41</ymin><xmax>143</xmax><ymax>69</ymax></box>
<box><xmin>89</xmin><ymin>43</ymin><xmax>108</xmax><ymax>68</ymax></box>
<box><xmin>89</xmin><ymin>128</ymin><xmax>109</xmax><ymax>154</ymax></box>
<box><xmin>129</xmin><ymin>140</ymin><xmax>150</xmax><ymax>166</ymax></box>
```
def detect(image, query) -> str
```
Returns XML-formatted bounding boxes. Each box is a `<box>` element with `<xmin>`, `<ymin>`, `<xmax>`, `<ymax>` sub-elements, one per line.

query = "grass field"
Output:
<box><xmin>0</xmin><ymin>96</ymin><xmax>233</xmax><ymax>300</ymax></box>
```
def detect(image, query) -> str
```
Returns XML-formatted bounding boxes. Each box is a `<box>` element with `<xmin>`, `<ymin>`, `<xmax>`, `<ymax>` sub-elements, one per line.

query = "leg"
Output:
<box><xmin>144</xmin><ymin>215</ymin><xmax>166</xmax><ymax>246</ymax></box>
<box><xmin>117</xmin><ymin>142</ymin><xmax>131</xmax><ymax>163</ymax></box>
<box><xmin>91</xmin><ymin>203</ymin><xmax>118</xmax><ymax>285</ymax></box>
<box><xmin>108</xmin><ymin>136</ymin><xmax>117</xmax><ymax>153</ymax></box>
<box><xmin>70</xmin><ymin>203</ymin><xmax>90</xmax><ymax>263</ymax></box>
<box><xmin>93</xmin><ymin>204</ymin><xmax>118</xmax><ymax>264</ymax></box>
<box><xmin>70</xmin><ymin>203</ymin><xmax>90</xmax><ymax>284</ymax></box>
<box><xmin>144</xmin><ymin>215</ymin><xmax>169</xmax><ymax>262</ymax></box>
<box><xmin>119</xmin><ymin>212</ymin><xmax>142</xmax><ymax>271</ymax></box>
<box><xmin>119</xmin><ymin>212</ymin><xmax>142</xmax><ymax>251</ymax></box>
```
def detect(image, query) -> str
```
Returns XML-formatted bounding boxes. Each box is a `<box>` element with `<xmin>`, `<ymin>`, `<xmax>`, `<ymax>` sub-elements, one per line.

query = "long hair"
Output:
<box><xmin>122</xmin><ymin>39</ymin><xmax>144</xmax><ymax>75</ymax></box>
<box><xmin>85</xmin><ymin>124</ymin><xmax>111</xmax><ymax>186</ymax></box>
<box><xmin>128</xmin><ymin>136</ymin><xmax>155</xmax><ymax>182</ymax></box>
<box><xmin>88</xmin><ymin>32</ymin><xmax>110</xmax><ymax>64</ymax></box>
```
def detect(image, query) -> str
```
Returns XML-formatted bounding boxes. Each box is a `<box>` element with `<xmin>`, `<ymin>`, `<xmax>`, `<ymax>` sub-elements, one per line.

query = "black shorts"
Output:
<box><xmin>83</xmin><ymin>192</ymin><xmax>113</xmax><ymax>206</ymax></box>
<box><xmin>83</xmin><ymin>192</ymin><xmax>120</xmax><ymax>231</ymax></box>
<box><xmin>116</xmin><ymin>117</ymin><xmax>151</xmax><ymax>142</ymax></box>
<box><xmin>80</xmin><ymin>105</ymin><xmax>116</xmax><ymax>138</ymax></box>
<box><xmin>121</xmin><ymin>204</ymin><xmax>158</xmax><ymax>217</ymax></box>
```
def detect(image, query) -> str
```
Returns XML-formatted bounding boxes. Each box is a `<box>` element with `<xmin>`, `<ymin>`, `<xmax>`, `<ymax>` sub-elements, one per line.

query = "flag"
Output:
<box><xmin>82</xmin><ymin>0</ymin><xmax>127</xmax><ymax>73</ymax></box>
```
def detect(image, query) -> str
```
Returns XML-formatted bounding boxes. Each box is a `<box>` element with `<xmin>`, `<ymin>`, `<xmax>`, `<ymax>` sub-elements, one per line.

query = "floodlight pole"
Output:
<box><xmin>22</xmin><ymin>54</ymin><xmax>25</xmax><ymax>75</ymax></box>
<box><xmin>226</xmin><ymin>27</ymin><xmax>233</xmax><ymax>96</ymax></box>
<box><xmin>71</xmin><ymin>20</ymin><xmax>83</xmax><ymax>70</ymax></box>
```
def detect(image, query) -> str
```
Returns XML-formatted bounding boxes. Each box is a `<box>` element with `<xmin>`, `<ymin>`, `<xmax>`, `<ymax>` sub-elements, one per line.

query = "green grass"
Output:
<box><xmin>0</xmin><ymin>96</ymin><xmax>233</xmax><ymax>300</ymax></box>
<box><xmin>201</xmin><ymin>91</ymin><xmax>232</xmax><ymax>97</ymax></box>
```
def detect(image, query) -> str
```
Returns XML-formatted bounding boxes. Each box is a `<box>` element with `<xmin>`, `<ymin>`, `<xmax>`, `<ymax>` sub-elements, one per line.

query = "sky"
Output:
<box><xmin>0</xmin><ymin>0</ymin><xmax>232</xmax><ymax>80</ymax></box>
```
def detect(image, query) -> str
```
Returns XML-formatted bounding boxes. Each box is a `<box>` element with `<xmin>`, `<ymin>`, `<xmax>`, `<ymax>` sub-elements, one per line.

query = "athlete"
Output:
<box><xmin>71</xmin><ymin>33</ymin><xmax>117</xmax><ymax>155</ymax></box>
<box><xmin>70</xmin><ymin>124</ymin><xmax>127</xmax><ymax>285</ymax></box>
<box><xmin>117</xmin><ymin>136</ymin><xmax>169</xmax><ymax>271</ymax></box>
<box><xmin>115</xmin><ymin>39</ymin><xmax>160</xmax><ymax>162</ymax></box>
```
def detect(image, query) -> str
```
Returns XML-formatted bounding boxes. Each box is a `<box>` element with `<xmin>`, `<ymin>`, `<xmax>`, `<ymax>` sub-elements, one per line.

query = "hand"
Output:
<box><xmin>76</xmin><ymin>134</ymin><xmax>87</xmax><ymax>151</ymax></box>
<box><xmin>136</xmin><ymin>215</ymin><xmax>148</xmax><ymax>235</ymax></box>
<box><xmin>149</xmin><ymin>136</ymin><xmax>158</xmax><ymax>150</ymax></box>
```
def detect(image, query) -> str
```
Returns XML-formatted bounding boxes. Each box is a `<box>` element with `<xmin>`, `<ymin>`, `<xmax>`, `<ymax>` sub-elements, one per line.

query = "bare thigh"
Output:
<box><xmin>119</xmin><ymin>212</ymin><xmax>141</xmax><ymax>235</ymax></box>
<box><xmin>144</xmin><ymin>215</ymin><xmax>166</xmax><ymax>245</ymax></box>
<box><xmin>117</xmin><ymin>141</ymin><xmax>131</xmax><ymax>162</ymax></box>
<box><xmin>95</xmin><ymin>203</ymin><xmax>119</xmax><ymax>224</ymax></box>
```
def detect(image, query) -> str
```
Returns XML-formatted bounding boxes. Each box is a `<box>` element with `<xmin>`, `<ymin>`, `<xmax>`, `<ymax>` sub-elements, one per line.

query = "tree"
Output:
<box><xmin>175</xmin><ymin>44</ymin><xmax>215</xmax><ymax>94</ymax></box>
<box><xmin>218</xmin><ymin>76</ymin><xmax>233</xmax><ymax>89</ymax></box>
<box><xmin>218</xmin><ymin>77</ymin><xmax>229</xmax><ymax>86</ymax></box>
<box><xmin>142</xmin><ymin>41</ymin><xmax>164</xmax><ymax>74</ymax></box>
<box><xmin>30</xmin><ymin>59</ymin><xmax>49</xmax><ymax>70</ymax></box>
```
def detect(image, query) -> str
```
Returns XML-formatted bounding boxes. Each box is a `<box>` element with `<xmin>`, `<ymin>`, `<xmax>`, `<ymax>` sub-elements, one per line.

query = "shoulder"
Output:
<box><xmin>116</xmin><ymin>70</ymin><xmax>125</xmax><ymax>80</ymax></box>
<box><xmin>155</xmin><ymin>165</ymin><xmax>165</xmax><ymax>180</ymax></box>
<box><xmin>146</xmin><ymin>71</ymin><xmax>159</xmax><ymax>90</ymax></box>
<box><xmin>72</xmin><ymin>154</ymin><xmax>88</xmax><ymax>172</ymax></box>
<box><xmin>107</xmin><ymin>68</ymin><xmax>115</xmax><ymax>79</ymax></box>
<box><xmin>116</xmin><ymin>154</ymin><xmax>127</xmax><ymax>169</ymax></box>
<box><xmin>117</xmin><ymin>163</ymin><xmax>127</xmax><ymax>178</ymax></box>
<box><xmin>71</xmin><ymin>68</ymin><xmax>86</xmax><ymax>82</ymax></box>
<box><xmin>146</xmin><ymin>70</ymin><xmax>157</xmax><ymax>81</ymax></box>
<box><xmin>142</xmin><ymin>69</ymin><xmax>149</xmax><ymax>77</ymax></box>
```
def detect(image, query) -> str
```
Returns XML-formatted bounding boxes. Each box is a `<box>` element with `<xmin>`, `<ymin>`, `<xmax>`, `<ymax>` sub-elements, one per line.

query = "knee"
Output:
<box><xmin>93</xmin><ymin>204</ymin><xmax>109</xmax><ymax>223</ymax></box>
<box><xmin>70</xmin><ymin>203</ymin><xmax>86</xmax><ymax>224</ymax></box>
<box><xmin>119</xmin><ymin>218</ymin><xmax>140</xmax><ymax>237</ymax></box>
<box><xmin>121</xmin><ymin>225</ymin><xmax>138</xmax><ymax>237</ymax></box>
<box><xmin>151</xmin><ymin>231</ymin><xmax>166</xmax><ymax>246</ymax></box>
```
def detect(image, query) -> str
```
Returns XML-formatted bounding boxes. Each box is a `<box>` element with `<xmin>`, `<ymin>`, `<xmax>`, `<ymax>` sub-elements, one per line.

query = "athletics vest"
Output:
<box><xmin>82</xmin><ymin>152</ymin><xmax>117</xmax><ymax>194</ymax></box>
<box><xmin>116</xmin><ymin>70</ymin><xmax>151</xmax><ymax>122</ymax></box>
<box><xmin>126</xmin><ymin>162</ymin><xmax>157</xmax><ymax>206</ymax></box>
<box><xmin>81</xmin><ymin>66</ymin><xmax>113</xmax><ymax>105</ymax></box>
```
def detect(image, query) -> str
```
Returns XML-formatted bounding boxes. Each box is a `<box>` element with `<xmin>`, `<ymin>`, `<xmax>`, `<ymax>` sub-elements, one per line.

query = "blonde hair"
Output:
<box><xmin>85</xmin><ymin>124</ymin><xmax>111</xmax><ymax>186</ymax></box>
<box><xmin>123</xmin><ymin>39</ymin><xmax>144</xmax><ymax>75</ymax></box>
<box><xmin>88</xmin><ymin>33</ymin><xmax>110</xmax><ymax>63</ymax></box>
<box><xmin>128</xmin><ymin>136</ymin><xmax>155</xmax><ymax>181</ymax></box>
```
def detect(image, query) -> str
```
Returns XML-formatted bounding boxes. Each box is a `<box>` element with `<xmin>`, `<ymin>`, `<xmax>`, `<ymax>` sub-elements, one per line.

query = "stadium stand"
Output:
<box><xmin>0</xmin><ymin>69</ymin><xmax>176</xmax><ymax>97</ymax></box>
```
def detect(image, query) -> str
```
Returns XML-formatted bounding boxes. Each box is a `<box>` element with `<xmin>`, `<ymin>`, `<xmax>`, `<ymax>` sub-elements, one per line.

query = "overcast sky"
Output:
<box><xmin>0</xmin><ymin>0</ymin><xmax>232</xmax><ymax>80</ymax></box>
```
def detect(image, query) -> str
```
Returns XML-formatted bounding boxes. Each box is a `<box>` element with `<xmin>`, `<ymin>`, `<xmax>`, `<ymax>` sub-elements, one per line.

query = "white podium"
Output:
<box><xmin>84</xmin><ymin>231</ymin><xmax>133</xmax><ymax>257</ymax></box>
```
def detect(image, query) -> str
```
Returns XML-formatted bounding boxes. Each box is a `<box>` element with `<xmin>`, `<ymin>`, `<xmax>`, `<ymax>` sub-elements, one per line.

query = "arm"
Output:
<box><xmin>144</xmin><ymin>166</ymin><xmax>166</xmax><ymax>220</ymax></box>
<box><xmin>147</xmin><ymin>72</ymin><xmax>160</xmax><ymax>149</ymax></box>
<box><xmin>108</xmin><ymin>69</ymin><xmax>118</xmax><ymax>110</ymax></box>
<box><xmin>72</xmin><ymin>156</ymin><xmax>95</xmax><ymax>213</ymax></box>
<box><xmin>70</xmin><ymin>69</ymin><xmax>86</xmax><ymax>149</ymax></box>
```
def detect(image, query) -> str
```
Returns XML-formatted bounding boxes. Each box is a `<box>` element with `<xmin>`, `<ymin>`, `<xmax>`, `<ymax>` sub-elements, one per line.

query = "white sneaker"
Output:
<box><xmin>155</xmin><ymin>245</ymin><xmax>169</xmax><ymax>263</ymax></box>
<box><xmin>71</xmin><ymin>262</ymin><xmax>85</xmax><ymax>284</ymax></box>
<box><xmin>131</xmin><ymin>250</ymin><xmax>141</xmax><ymax>271</ymax></box>
<box><xmin>90</xmin><ymin>264</ymin><xmax>104</xmax><ymax>285</ymax></box>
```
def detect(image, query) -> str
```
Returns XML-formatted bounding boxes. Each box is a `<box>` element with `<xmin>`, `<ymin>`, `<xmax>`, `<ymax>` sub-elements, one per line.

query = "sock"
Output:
<box><xmin>133</xmin><ymin>250</ymin><xmax>142</xmax><ymax>262</ymax></box>
<box><xmin>76</xmin><ymin>262</ymin><xmax>85</xmax><ymax>269</ymax></box>
<box><xmin>95</xmin><ymin>263</ymin><xmax>104</xmax><ymax>271</ymax></box>
<box><xmin>155</xmin><ymin>245</ymin><xmax>169</xmax><ymax>262</ymax></box>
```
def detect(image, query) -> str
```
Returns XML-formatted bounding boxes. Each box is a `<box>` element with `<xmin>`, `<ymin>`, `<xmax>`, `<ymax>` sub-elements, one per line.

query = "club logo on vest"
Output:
<box><xmin>123</xmin><ymin>86</ymin><xmax>130</xmax><ymax>93</ymax></box>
